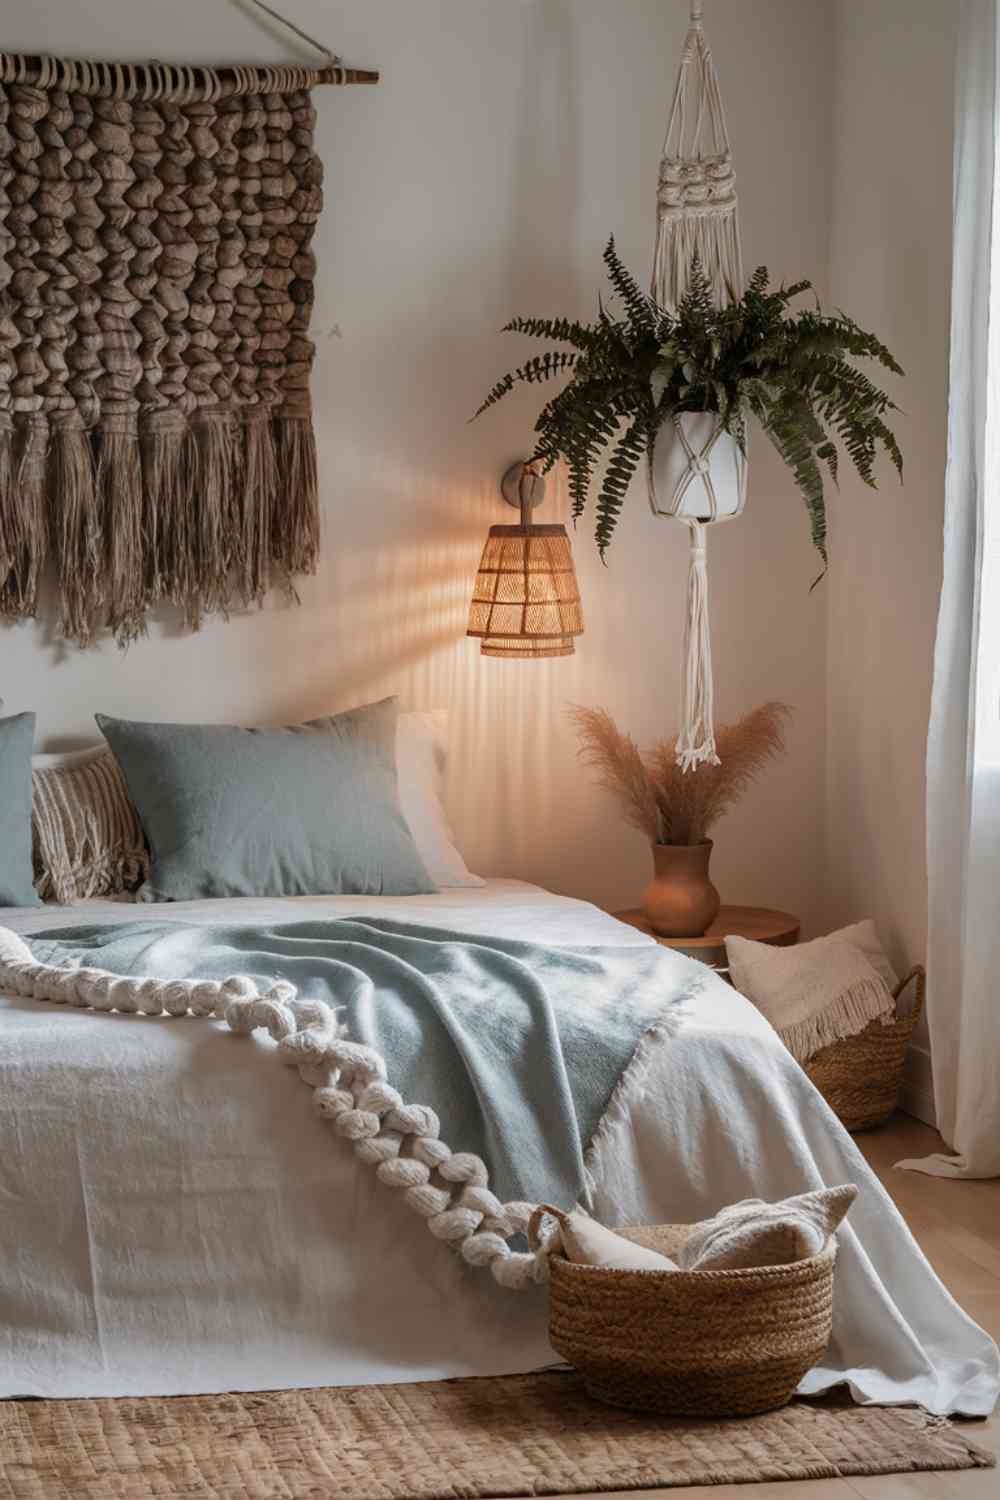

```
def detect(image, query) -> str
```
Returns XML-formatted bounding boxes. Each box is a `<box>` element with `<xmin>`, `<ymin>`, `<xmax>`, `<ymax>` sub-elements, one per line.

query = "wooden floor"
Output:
<box><xmin>568</xmin><ymin>1114</ymin><xmax>1000</xmax><ymax>1500</ymax></box>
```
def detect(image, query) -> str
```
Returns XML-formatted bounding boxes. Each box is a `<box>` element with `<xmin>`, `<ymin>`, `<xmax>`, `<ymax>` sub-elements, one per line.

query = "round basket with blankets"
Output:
<box><xmin>528</xmin><ymin>1186</ymin><xmax>856</xmax><ymax>1418</ymax></box>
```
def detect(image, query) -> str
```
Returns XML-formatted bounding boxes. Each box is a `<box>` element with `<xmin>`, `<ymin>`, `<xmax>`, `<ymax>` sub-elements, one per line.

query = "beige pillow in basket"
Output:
<box><xmin>32</xmin><ymin>745</ymin><xmax>149</xmax><ymax>903</ymax></box>
<box><xmin>726</xmin><ymin>920</ymin><xmax>898</xmax><ymax>1066</ymax></box>
<box><xmin>679</xmin><ymin>1185</ymin><xmax>858</xmax><ymax>1271</ymax></box>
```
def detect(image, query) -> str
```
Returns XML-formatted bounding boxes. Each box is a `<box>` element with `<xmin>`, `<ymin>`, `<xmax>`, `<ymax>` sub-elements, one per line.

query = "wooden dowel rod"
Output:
<box><xmin>2</xmin><ymin>53</ymin><xmax>379</xmax><ymax>89</ymax></box>
<box><xmin>313</xmin><ymin>66</ymin><xmax>380</xmax><ymax>85</ymax></box>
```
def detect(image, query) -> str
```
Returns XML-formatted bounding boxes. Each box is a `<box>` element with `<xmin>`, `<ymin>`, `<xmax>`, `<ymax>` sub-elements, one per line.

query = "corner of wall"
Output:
<box><xmin>822</xmin><ymin>0</ymin><xmax>957</xmax><ymax>963</ymax></box>
<box><xmin>822</xmin><ymin>0</ymin><xmax>960</xmax><ymax>1131</ymax></box>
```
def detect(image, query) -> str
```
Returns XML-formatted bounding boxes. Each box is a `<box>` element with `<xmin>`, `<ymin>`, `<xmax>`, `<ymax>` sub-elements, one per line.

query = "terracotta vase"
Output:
<box><xmin>642</xmin><ymin>840</ymin><xmax>721</xmax><ymax>938</ymax></box>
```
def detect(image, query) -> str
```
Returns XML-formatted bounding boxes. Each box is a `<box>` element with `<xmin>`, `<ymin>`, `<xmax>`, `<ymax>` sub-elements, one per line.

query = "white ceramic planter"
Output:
<box><xmin>647</xmin><ymin>411</ymin><xmax>747</xmax><ymax>522</ymax></box>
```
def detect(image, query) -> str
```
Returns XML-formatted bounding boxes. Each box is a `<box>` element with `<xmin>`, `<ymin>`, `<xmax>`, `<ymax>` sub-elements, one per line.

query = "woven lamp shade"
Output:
<box><xmin>467</xmin><ymin>523</ymin><xmax>584</xmax><ymax>658</ymax></box>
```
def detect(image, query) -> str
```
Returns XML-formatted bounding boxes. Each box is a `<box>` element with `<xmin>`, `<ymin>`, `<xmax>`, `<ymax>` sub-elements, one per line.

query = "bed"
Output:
<box><xmin>1</xmin><ymin>878</ymin><xmax>997</xmax><ymax>1416</ymax></box>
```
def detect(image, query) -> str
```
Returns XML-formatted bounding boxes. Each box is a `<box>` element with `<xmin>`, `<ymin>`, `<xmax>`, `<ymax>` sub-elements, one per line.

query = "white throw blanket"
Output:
<box><xmin>0</xmin><ymin>882</ymin><xmax>996</xmax><ymax>1415</ymax></box>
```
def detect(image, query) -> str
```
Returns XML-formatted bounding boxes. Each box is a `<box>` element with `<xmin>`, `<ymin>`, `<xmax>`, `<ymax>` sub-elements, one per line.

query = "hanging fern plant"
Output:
<box><xmin>475</xmin><ymin>239</ymin><xmax>904</xmax><ymax>572</ymax></box>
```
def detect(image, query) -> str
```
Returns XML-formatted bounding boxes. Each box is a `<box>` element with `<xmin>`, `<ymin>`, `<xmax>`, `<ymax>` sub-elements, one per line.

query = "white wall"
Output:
<box><xmin>0</xmin><ymin>0</ymin><xmax>834</xmax><ymax>928</ymax></box>
<box><xmin>826</xmin><ymin>0</ymin><xmax>959</xmax><ymax>1121</ymax></box>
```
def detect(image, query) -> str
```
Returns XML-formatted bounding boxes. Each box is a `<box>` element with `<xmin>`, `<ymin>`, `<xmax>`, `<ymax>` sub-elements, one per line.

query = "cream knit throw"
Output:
<box><xmin>679</xmin><ymin>1185</ymin><xmax>858</xmax><ymax>1271</ymax></box>
<box><xmin>0</xmin><ymin>925</ymin><xmax>565</xmax><ymax>1292</ymax></box>
<box><xmin>726</xmin><ymin>920</ymin><xmax>898</xmax><ymax>1065</ymax></box>
<box><xmin>539</xmin><ymin>1204</ymin><xmax>679</xmax><ymax>1272</ymax></box>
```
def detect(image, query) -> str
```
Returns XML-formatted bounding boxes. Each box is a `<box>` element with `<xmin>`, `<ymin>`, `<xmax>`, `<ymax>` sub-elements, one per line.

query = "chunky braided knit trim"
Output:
<box><xmin>0</xmin><ymin>928</ymin><xmax>558</xmax><ymax>1291</ymax></box>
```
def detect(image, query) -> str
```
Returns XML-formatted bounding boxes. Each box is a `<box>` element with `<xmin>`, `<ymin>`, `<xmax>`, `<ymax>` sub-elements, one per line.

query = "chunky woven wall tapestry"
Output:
<box><xmin>0</xmin><ymin>49</ymin><xmax>375</xmax><ymax>646</ymax></box>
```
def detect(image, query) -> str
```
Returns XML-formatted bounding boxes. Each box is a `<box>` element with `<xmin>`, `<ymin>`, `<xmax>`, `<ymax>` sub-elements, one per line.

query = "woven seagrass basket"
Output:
<box><xmin>528</xmin><ymin>1214</ymin><xmax>836</xmax><ymax>1418</ymax></box>
<box><xmin>804</xmin><ymin>966</ymin><xmax>925</xmax><ymax>1133</ymax></box>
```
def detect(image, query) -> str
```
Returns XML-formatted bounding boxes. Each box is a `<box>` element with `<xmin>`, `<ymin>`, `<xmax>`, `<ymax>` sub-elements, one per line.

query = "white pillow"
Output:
<box><xmin>396</xmin><ymin>711</ymin><xmax>484</xmax><ymax>889</ymax></box>
<box><xmin>726</xmin><ymin>919</ymin><xmax>898</xmax><ymax>1065</ymax></box>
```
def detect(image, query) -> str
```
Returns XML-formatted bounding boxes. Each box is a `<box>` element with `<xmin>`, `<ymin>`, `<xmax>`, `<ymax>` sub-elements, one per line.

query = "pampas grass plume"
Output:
<box><xmin>570</xmin><ymin>701</ymin><xmax>790</xmax><ymax>846</ymax></box>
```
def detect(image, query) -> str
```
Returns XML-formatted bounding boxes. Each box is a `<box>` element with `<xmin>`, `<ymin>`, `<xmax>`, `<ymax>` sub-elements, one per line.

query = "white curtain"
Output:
<box><xmin>899</xmin><ymin>0</ymin><xmax>1000</xmax><ymax>1179</ymax></box>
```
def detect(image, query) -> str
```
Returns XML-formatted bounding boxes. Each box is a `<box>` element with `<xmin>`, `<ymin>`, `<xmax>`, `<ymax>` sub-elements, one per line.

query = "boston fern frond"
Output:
<box><xmin>474</xmin><ymin>238</ymin><xmax>904</xmax><ymax>569</ymax></box>
<box><xmin>676</xmin><ymin>257</ymin><xmax>716</xmax><ymax>328</ymax></box>
<box><xmin>563</xmin><ymin>394</ymin><xmax>634</xmax><ymax>524</ymax></box>
<box><xmin>602</xmin><ymin>237</ymin><xmax>657</xmax><ymax>332</ymax></box>
<box><xmin>502</xmin><ymin>316</ymin><xmax>606</xmax><ymax>353</ymax></box>
<box><xmin>765</xmin><ymin>395</ymin><xmax>830</xmax><ymax>568</ymax></box>
<box><xmin>475</xmin><ymin>351</ymin><xmax>579</xmax><ymax>416</ymax></box>
<box><xmin>596</xmin><ymin>416</ymin><xmax>651</xmax><ymax>555</ymax></box>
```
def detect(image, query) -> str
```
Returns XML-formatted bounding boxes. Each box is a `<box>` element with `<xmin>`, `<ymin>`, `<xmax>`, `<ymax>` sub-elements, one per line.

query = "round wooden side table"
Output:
<box><xmin>612</xmin><ymin>905</ymin><xmax>800</xmax><ymax>974</ymax></box>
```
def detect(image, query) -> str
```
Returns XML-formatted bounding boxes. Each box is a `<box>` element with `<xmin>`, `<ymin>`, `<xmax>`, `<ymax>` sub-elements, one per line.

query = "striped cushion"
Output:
<box><xmin>32</xmin><ymin>745</ymin><xmax>149</xmax><ymax>903</ymax></box>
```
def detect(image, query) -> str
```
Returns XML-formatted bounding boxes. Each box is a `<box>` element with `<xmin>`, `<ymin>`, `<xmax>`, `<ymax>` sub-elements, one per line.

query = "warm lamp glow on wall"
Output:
<box><xmin>467</xmin><ymin>462</ymin><xmax>584</xmax><ymax>658</ymax></box>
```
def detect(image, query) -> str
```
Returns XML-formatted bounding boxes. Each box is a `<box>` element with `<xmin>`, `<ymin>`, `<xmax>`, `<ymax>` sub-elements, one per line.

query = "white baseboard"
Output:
<box><xmin>900</xmin><ymin>1079</ymin><xmax>937</xmax><ymax>1127</ymax></box>
<box><xmin>900</xmin><ymin>1044</ymin><xmax>936</xmax><ymax>1128</ymax></box>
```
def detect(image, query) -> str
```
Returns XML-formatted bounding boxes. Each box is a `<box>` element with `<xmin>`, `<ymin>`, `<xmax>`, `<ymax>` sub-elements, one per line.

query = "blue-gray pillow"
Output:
<box><xmin>0</xmin><ymin>711</ymin><xmax>41</xmax><ymax>907</ymax></box>
<box><xmin>96</xmin><ymin>700</ymin><xmax>437</xmax><ymax>902</ymax></box>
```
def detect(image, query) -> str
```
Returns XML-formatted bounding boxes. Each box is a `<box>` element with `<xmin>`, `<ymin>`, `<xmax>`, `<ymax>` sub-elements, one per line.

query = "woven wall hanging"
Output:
<box><xmin>0</xmin><ymin>43</ymin><xmax>376</xmax><ymax>646</ymax></box>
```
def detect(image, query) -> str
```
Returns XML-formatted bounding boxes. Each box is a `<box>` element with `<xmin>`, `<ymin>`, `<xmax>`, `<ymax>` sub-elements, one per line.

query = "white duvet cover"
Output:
<box><xmin>1</xmin><ymin>879</ymin><xmax>996</xmax><ymax>1414</ymax></box>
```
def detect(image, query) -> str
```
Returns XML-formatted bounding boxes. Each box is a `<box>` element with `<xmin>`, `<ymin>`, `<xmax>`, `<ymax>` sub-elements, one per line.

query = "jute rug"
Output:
<box><xmin>0</xmin><ymin>1371</ymin><xmax>994</xmax><ymax>1500</ymax></box>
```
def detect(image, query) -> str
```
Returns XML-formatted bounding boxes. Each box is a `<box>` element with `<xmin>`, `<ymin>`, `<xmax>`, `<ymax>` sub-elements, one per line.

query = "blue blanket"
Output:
<box><xmin>26</xmin><ymin>917</ymin><xmax>700</xmax><ymax>1206</ymax></box>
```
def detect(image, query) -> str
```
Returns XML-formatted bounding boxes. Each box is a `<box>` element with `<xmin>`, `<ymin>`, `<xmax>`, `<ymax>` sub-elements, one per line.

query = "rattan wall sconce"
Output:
<box><xmin>466</xmin><ymin>462</ymin><xmax>584</xmax><ymax>659</ymax></box>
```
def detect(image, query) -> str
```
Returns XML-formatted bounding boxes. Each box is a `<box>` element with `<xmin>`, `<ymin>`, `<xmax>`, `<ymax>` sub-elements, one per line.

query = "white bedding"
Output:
<box><xmin>1</xmin><ymin>879</ymin><xmax>996</xmax><ymax>1414</ymax></box>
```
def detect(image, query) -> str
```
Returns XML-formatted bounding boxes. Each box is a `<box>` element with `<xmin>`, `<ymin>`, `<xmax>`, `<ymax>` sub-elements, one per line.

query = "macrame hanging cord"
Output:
<box><xmin>677</xmin><ymin>520</ymin><xmax>714</xmax><ymax>772</ymax></box>
<box><xmin>651</xmin><ymin>0</ymin><xmax>745</xmax><ymax>769</ymax></box>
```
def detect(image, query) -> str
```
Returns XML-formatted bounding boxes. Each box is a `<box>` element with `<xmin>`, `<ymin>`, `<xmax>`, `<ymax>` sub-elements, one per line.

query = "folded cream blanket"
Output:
<box><xmin>726</xmin><ymin>920</ymin><xmax>898</xmax><ymax>1065</ymax></box>
<box><xmin>548</xmin><ymin>1186</ymin><xmax>858</xmax><ymax>1273</ymax></box>
<box><xmin>541</xmin><ymin>1205</ymin><xmax>680</xmax><ymax>1271</ymax></box>
<box><xmin>679</xmin><ymin>1185</ymin><xmax>858</xmax><ymax>1270</ymax></box>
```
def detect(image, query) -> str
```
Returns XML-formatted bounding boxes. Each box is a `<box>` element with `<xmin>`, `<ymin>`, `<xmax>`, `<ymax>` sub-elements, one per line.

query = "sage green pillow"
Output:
<box><xmin>0</xmin><ymin>711</ymin><xmax>41</xmax><ymax>907</ymax></box>
<box><xmin>96</xmin><ymin>700</ymin><xmax>436</xmax><ymax>902</ymax></box>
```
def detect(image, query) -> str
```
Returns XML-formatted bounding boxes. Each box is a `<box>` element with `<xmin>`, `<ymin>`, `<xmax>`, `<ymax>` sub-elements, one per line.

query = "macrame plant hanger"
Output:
<box><xmin>651</xmin><ymin>0</ymin><xmax>745</xmax><ymax>769</ymax></box>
